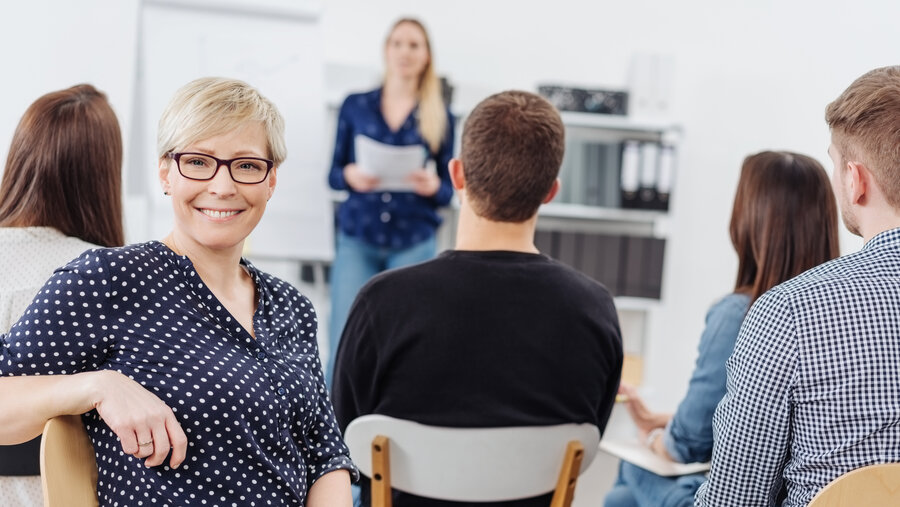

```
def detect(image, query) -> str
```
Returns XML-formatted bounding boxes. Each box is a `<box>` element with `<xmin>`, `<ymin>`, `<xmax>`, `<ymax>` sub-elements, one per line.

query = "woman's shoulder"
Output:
<box><xmin>707</xmin><ymin>292</ymin><xmax>751</xmax><ymax>320</ymax></box>
<box><xmin>341</xmin><ymin>88</ymin><xmax>381</xmax><ymax>110</ymax></box>
<box><xmin>60</xmin><ymin>241</ymin><xmax>166</xmax><ymax>273</ymax></box>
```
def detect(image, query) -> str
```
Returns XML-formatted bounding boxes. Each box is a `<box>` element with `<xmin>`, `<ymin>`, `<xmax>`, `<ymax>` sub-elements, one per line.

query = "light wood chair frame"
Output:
<box><xmin>807</xmin><ymin>462</ymin><xmax>900</xmax><ymax>507</ymax></box>
<box><xmin>40</xmin><ymin>414</ymin><xmax>99</xmax><ymax>507</ymax></box>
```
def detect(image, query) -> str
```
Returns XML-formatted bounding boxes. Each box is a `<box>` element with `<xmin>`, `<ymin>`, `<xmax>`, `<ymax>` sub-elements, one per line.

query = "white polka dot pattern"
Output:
<box><xmin>0</xmin><ymin>240</ymin><xmax>357</xmax><ymax>506</ymax></box>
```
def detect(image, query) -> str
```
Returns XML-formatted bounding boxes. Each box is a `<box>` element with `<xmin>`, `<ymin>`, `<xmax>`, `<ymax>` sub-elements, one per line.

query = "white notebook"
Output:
<box><xmin>599</xmin><ymin>438</ymin><xmax>710</xmax><ymax>477</ymax></box>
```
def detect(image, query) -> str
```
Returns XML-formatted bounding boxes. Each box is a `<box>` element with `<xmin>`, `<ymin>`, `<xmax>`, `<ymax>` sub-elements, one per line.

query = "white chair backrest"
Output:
<box><xmin>343</xmin><ymin>414</ymin><xmax>599</xmax><ymax>502</ymax></box>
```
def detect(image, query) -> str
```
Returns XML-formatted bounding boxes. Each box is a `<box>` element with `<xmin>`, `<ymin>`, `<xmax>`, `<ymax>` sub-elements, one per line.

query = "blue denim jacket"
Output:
<box><xmin>663</xmin><ymin>292</ymin><xmax>750</xmax><ymax>463</ymax></box>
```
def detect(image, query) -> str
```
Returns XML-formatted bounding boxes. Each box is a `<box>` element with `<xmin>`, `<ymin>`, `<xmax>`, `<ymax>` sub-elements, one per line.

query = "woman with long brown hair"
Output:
<box><xmin>0</xmin><ymin>83</ymin><xmax>124</xmax><ymax>505</ymax></box>
<box><xmin>604</xmin><ymin>150</ymin><xmax>840</xmax><ymax>507</ymax></box>
<box><xmin>326</xmin><ymin>17</ymin><xmax>455</xmax><ymax>386</ymax></box>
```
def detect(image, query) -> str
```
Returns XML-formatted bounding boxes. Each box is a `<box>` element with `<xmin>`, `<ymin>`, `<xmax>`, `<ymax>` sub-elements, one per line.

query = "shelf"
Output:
<box><xmin>539</xmin><ymin>203</ymin><xmax>666</xmax><ymax>223</ymax></box>
<box><xmin>558</xmin><ymin>111</ymin><xmax>680</xmax><ymax>134</ymax></box>
<box><xmin>614</xmin><ymin>296</ymin><xmax>661</xmax><ymax>312</ymax></box>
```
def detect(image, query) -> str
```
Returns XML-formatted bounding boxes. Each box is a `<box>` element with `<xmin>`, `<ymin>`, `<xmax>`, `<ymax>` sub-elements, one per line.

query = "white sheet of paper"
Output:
<box><xmin>354</xmin><ymin>135</ymin><xmax>427</xmax><ymax>192</ymax></box>
<box><xmin>599</xmin><ymin>438</ymin><xmax>710</xmax><ymax>477</ymax></box>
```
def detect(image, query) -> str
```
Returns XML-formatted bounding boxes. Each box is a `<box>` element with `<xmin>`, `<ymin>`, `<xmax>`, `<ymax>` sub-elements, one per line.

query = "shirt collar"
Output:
<box><xmin>863</xmin><ymin>227</ymin><xmax>900</xmax><ymax>250</ymax></box>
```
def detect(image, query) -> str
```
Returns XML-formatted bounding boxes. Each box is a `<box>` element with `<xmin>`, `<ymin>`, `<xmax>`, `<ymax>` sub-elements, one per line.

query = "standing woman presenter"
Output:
<box><xmin>327</xmin><ymin>18</ymin><xmax>455</xmax><ymax>385</ymax></box>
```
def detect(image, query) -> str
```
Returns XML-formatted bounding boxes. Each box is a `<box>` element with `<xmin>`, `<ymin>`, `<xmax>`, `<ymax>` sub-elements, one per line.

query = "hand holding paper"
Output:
<box><xmin>354</xmin><ymin>135</ymin><xmax>429</xmax><ymax>192</ymax></box>
<box><xmin>407</xmin><ymin>168</ymin><xmax>440</xmax><ymax>197</ymax></box>
<box><xmin>343</xmin><ymin>163</ymin><xmax>380</xmax><ymax>192</ymax></box>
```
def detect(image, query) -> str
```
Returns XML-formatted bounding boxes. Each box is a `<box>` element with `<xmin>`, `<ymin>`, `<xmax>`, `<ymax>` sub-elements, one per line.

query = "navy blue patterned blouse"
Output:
<box><xmin>0</xmin><ymin>241</ymin><xmax>357</xmax><ymax>506</ymax></box>
<box><xmin>328</xmin><ymin>87</ymin><xmax>455</xmax><ymax>249</ymax></box>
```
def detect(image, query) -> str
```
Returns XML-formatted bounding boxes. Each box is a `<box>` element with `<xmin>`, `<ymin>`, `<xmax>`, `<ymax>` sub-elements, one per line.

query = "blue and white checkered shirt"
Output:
<box><xmin>695</xmin><ymin>227</ymin><xmax>900</xmax><ymax>507</ymax></box>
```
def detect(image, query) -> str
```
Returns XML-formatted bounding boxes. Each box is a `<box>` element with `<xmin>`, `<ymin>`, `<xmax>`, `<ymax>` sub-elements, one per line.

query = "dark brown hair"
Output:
<box><xmin>730</xmin><ymin>151</ymin><xmax>840</xmax><ymax>302</ymax></box>
<box><xmin>826</xmin><ymin>65</ymin><xmax>900</xmax><ymax>208</ymax></box>
<box><xmin>0</xmin><ymin>84</ymin><xmax>124</xmax><ymax>247</ymax></box>
<box><xmin>460</xmin><ymin>90</ymin><xmax>564</xmax><ymax>222</ymax></box>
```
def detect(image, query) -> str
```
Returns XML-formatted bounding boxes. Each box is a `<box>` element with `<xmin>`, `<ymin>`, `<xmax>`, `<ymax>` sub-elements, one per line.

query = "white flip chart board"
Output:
<box><xmin>137</xmin><ymin>0</ymin><xmax>333</xmax><ymax>261</ymax></box>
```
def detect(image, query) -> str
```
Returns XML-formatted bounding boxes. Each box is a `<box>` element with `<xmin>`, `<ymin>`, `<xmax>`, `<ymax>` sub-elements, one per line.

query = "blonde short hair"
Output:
<box><xmin>157</xmin><ymin>77</ymin><xmax>286</xmax><ymax>166</ymax></box>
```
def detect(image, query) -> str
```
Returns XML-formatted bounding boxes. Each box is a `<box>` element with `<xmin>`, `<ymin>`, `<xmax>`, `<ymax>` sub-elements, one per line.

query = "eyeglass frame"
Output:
<box><xmin>167</xmin><ymin>151</ymin><xmax>275</xmax><ymax>184</ymax></box>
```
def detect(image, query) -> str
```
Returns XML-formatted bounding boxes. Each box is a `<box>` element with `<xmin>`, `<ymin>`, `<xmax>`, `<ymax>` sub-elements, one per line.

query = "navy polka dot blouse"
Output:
<box><xmin>0</xmin><ymin>241</ymin><xmax>357</xmax><ymax>506</ymax></box>
<box><xmin>327</xmin><ymin>87</ymin><xmax>455</xmax><ymax>249</ymax></box>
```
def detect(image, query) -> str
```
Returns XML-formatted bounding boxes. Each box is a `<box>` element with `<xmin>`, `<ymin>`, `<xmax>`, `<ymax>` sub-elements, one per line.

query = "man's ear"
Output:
<box><xmin>846</xmin><ymin>161</ymin><xmax>869</xmax><ymax>205</ymax></box>
<box><xmin>542</xmin><ymin>178</ymin><xmax>561</xmax><ymax>204</ymax></box>
<box><xmin>449</xmin><ymin>158</ymin><xmax>465</xmax><ymax>190</ymax></box>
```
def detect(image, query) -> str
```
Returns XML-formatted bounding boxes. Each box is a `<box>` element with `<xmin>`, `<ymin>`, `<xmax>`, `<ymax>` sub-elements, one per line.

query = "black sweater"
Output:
<box><xmin>333</xmin><ymin>250</ymin><xmax>623</xmax><ymax>507</ymax></box>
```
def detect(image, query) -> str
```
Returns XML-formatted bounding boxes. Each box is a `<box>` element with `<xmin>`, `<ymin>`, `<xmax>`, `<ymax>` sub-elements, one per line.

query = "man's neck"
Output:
<box><xmin>454</xmin><ymin>202</ymin><xmax>539</xmax><ymax>253</ymax></box>
<box><xmin>857</xmin><ymin>202</ymin><xmax>900</xmax><ymax>243</ymax></box>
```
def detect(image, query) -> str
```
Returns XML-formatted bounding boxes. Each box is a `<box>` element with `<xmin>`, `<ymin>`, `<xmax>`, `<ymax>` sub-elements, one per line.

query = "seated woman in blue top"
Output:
<box><xmin>0</xmin><ymin>77</ymin><xmax>356</xmax><ymax>506</ymax></box>
<box><xmin>604</xmin><ymin>151</ymin><xmax>841</xmax><ymax>507</ymax></box>
<box><xmin>326</xmin><ymin>17</ymin><xmax>455</xmax><ymax>385</ymax></box>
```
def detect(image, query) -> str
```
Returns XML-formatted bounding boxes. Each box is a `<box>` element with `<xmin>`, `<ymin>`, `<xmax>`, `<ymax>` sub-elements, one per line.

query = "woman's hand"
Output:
<box><xmin>343</xmin><ymin>163</ymin><xmax>380</xmax><ymax>192</ymax></box>
<box><xmin>407</xmin><ymin>169</ymin><xmax>440</xmax><ymax>197</ymax></box>
<box><xmin>619</xmin><ymin>383</ymin><xmax>671</xmax><ymax>436</ymax></box>
<box><xmin>85</xmin><ymin>370</ymin><xmax>187</xmax><ymax>469</ymax></box>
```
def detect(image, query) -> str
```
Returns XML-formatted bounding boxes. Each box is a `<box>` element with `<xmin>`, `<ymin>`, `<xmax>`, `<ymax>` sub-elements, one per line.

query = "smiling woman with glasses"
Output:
<box><xmin>0</xmin><ymin>77</ymin><xmax>357</xmax><ymax>506</ymax></box>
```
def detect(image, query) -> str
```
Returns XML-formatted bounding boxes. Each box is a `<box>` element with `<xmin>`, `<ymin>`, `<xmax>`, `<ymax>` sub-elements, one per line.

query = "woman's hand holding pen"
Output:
<box><xmin>82</xmin><ymin>370</ymin><xmax>187</xmax><ymax>469</ymax></box>
<box><xmin>619</xmin><ymin>383</ymin><xmax>677</xmax><ymax>460</ymax></box>
<box><xmin>407</xmin><ymin>168</ymin><xmax>440</xmax><ymax>197</ymax></box>
<box><xmin>343</xmin><ymin>163</ymin><xmax>380</xmax><ymax>192</ymax></box>
<box><xmin>619</xmin><ymin>383</ymin><xmax>671</xmax><ymax>437</ymax></box>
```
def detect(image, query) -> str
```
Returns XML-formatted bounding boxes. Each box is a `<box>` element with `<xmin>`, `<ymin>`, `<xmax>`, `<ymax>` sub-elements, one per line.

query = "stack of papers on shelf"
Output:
<box><xmin>354</xmin><ymin>135</ymin><xmax>427</xmax><ymax>192</ymax></box>
<box><xmin>599</xmin><ymin>438</ymin><xmax>710</xmax><ymax>477</ymax></box>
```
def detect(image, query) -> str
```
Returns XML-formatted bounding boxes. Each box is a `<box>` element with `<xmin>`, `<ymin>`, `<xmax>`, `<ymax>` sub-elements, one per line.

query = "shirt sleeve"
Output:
<box><xmin>0</xmin><ymin>251</ymin><xmax>113</xmax><ymax>376</ymax></box>
<box><xmin>663</xmin><ymin>294</ymin><xmax>747</xmax><ymax>463</ymax></box>
<box><xmin>428</xmin><ymin>109</ymin><xmax>455</xmax><ymax>207</ymax></box>
<box><xmin>694</xmin><ymin>289</ymin><xmax>795</xmax><ymax>506</ymax></box>
<box><xmin>302</xmin><ymin>302</ymin><xmax>360</xmax><ymax>486</ymax></box>
<box><xmin>331</xmin><ymin>290</ymin><xmax>379</xmax><ymax>434</ymax></box>
<box><xmin>328</xmin><ymin>97</ymin><xmax>354</xmax><ymax>191</ymax></box>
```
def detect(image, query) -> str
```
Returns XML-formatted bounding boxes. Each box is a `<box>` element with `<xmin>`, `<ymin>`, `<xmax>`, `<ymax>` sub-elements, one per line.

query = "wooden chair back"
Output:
<box><xmin>40</xmin><ymin>415</ymin><xmax>99</xmax><ymax>507</ymax></box>
<box><xmin>807</xmin><ymin>462</ymin><xmax>900</xmax><ymax>507</ymax></box>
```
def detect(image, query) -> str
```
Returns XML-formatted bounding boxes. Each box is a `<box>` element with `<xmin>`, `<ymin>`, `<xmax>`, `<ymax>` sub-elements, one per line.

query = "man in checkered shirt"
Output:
<box><xmin>695</xmin><ymin>66</ymin><xmax>900</xmax><ymax>506</ymax></box>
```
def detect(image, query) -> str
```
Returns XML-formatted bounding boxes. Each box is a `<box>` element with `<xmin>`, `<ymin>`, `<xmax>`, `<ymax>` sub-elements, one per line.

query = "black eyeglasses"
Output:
<box><xmin>168</xmin><ymin>152</ymin><xmax>274</xmax><ymax>184</ymax></box>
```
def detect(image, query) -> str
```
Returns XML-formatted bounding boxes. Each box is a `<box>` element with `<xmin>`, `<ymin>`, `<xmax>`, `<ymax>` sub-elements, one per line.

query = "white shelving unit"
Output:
<box><xmin>559</xmin><ymin>111</ymin><xmax>679</xmax><ymax>134</ymax></box>
<box><xmin>540</xmin><ymin>113</ymin><xmax>681</xmax><ymax>386</ymax></box>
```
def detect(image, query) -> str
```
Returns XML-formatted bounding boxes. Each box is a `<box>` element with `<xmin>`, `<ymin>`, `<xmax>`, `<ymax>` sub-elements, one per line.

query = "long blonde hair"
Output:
<box><xmin>385</xmin><ymin>18</ymin><xmax>447</xmax><ymax>153</ymax></box>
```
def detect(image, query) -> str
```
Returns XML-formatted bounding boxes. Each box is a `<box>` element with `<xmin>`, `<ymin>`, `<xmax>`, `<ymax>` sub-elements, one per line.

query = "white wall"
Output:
<box><xmin>321</xmin><ymin>0</ymin><xmax>895</xmax><ymax>406</ymax></box>
<box><xmin>0</xmin><ymin>1</ymin><xmax>139</xmax><ymax>197</ymax></box>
